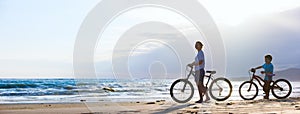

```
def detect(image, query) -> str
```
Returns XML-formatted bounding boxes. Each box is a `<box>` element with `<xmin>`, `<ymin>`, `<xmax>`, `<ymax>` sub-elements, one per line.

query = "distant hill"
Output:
<box><xmin>275</xmin><ymin>68</ymin><xmax>300</xmax><ymax>81</ymax></box>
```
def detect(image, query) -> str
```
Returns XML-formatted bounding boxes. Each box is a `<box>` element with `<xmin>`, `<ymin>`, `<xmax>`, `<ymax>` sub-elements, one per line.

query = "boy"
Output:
<box><xmin>252</xmin><ymin>54</ymin><xmax>274</xmax><ymax>99</ymax></box>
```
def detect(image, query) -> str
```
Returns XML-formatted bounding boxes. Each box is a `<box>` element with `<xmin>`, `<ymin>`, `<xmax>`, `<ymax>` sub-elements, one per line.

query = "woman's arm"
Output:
<box><xmin>197</xmin><ymin>60</ymin><xmax>203</xmax><ymax>66</ymax></box>
<box><xmin>190</xmin><ymin>60</ymin><xmax>203</xmax><ymax>66</ymax></box>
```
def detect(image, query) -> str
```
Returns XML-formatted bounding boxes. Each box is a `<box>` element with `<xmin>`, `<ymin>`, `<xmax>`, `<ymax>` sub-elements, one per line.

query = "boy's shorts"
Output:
<box><xmin>264</xmin><ymin>75</ymin><xmax>272</xmax><ymax>81</ymax></box>
<box><xmin>195</xmin><ymin>69</ymin><xmax>205</xmax><ymax>85</ymax></box>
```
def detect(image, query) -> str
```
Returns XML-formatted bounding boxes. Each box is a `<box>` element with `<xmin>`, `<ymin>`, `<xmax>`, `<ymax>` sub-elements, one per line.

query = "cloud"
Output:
<box><xmin>223</xmin><ymin>7</ymin><xmax>300</xmax><ymax>77</ymax></box>
<box><xmin>130</xmin><ymin>41</ymin><xmax>164</xmax><ymax>56</ymax></box>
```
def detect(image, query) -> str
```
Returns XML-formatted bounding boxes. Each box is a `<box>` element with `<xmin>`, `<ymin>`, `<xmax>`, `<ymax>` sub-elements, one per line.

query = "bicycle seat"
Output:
<box><xmin>206</xmin><ymin>70</ymin><xmax>216</xmax><ymax>74</ymax></box>
<box><xmin>267</xmin><ymin>74</ymin><xmax>275</xmax><ymax>76</ymax></box>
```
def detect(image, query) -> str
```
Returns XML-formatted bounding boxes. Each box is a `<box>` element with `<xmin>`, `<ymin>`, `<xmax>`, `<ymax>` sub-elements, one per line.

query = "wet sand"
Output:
<box><xmin>1</xmin><ymin>98</ymin><xmax>300</xmax><ymax>114</ymax></box>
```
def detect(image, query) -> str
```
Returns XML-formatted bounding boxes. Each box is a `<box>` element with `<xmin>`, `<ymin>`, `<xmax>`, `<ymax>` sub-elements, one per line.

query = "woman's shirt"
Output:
<box><xmin>195</xmin><ymin>50</ymin><xmax>205</xmax><ymax>71</ymax></box>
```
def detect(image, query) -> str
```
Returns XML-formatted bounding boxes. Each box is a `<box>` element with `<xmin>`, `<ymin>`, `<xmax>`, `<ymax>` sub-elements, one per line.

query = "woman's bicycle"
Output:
<box><xmin>239</xmin><ymin>68</ymin><xmax>292</xmax><ymax>100</ymax></box>
<box><xmin>170</xmin><ymin>65</ymin><xmax>232</xmax><ymax>103</ymax></box>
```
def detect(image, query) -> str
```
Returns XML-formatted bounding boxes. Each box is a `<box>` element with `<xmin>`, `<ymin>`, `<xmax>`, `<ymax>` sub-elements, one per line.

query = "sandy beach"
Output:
<box><xmin>1</xmin><ymin>98</ymin><xmax>300</xmax><ymax>114</ymax></box>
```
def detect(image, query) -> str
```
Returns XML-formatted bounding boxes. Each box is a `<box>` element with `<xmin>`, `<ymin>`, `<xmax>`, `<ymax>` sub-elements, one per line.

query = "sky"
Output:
<box><xmin>1</xmin><ymin>0</ymin><xmax>300</xmax><ymax>78</ymax></box>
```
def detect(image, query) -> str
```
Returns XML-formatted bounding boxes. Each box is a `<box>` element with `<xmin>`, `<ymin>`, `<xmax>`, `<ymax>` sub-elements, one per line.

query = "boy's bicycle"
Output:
<box><xmin>239</xmin><ymin>68</ymin><xmax>292</xmax><ymax>100</ymax></box>
<box><xmin>170</xmin><ymin>65</ymin><xmax>232</xmax><ymax>103</ymax></box>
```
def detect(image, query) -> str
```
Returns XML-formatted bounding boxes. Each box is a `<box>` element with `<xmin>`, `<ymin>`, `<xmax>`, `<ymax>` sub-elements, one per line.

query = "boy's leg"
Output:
<box><xmin>265</xmin><ymin>81</ymin><xmax>271</xmax><ymax>99</ymax></box>
<box><xmin>263</xmin><ymin>78</ymin><xmax>271</xmax><ymax>99</ymax></box>
<box><xmin>263</xmin><ymin>82</ymin><xmax>266</xmax><ymax>92</ymax></box>
<box><xmin>263</xmin><ymin>82</ymin><xmax>267</xmax><ymax>98</ymax></box>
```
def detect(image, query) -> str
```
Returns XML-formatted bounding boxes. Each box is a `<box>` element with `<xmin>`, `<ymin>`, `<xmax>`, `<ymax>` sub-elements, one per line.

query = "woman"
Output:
<box><xmin>188</xmin><ymin>41</ymin><xmax>210</xmax><ymax>103</ymax></box>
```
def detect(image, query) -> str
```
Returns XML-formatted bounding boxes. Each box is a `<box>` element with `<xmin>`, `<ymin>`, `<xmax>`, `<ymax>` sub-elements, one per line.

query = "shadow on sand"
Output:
<box><xmin>151</xmin><ymin>104</ymin><xmax>191</xmax><ymax>114</ymax></box>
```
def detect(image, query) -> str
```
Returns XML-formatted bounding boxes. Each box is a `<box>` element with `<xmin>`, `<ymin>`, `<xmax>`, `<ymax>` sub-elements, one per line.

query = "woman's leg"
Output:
<box><xmin>199</xmin><ymin>69</ymin><xmax>208</xmax><ymax>101</ymax></box>
<box><xmin>204</xmin><ymin>87</ymin><xmax>210</xmax><ymax>101</ymax></box>
<box><xmin>195</xmin><ymin>70</ymin><xmax>203</xmax><ymax>102</ymax></box>
<box><xmin>197</xmin><ymin>82</ymin><xmax>203</xmax><ymax>101</ymax></box>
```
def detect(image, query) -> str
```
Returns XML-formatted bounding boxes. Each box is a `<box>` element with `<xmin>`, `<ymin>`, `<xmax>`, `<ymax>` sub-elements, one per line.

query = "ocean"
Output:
<box><xmin>0</xmin><ymin>78</ymin><xmax>299</xmax><ymax>104</ymax></box>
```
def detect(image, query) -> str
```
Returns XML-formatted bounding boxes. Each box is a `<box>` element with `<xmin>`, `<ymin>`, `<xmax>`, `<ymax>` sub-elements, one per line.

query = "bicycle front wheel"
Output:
<box><xmin>271</xmin><ymin>79</ymin><xmax>292</xmax><ymax>99</ymax></box>
<box><xmin>239</xmin><ymin>81</ymin><xmax>258</xmax><ymax>100</ymax></box>
<box><xmin>170</xmin><ymin>79</ymin><xmax>194</xmax><ymax>103</ymax></box>
<box><xmin>209</xmin><ymin>77</ymin><xmax>232</xmax><ymax>101</ymax></box>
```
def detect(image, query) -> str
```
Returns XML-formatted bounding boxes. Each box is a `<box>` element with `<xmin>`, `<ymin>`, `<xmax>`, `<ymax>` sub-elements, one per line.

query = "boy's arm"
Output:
<box><xmin>254</xmin><ymin>66</ymin><xmax>262</xmax><ymax>70</ymax></box>
<box><xmin>262</xmin><ymin>71</ymin><xmax>273</xmax><ymax>76</ymax></box>
<box><xmin>265</xmin><ymin>72</ymin><xmax>273</xmax><ymax>75</ymax></box>
<box><xmin>251</xmin><ymin>66</ymin><xmax>262</xmax><ymax>72</ymax></box>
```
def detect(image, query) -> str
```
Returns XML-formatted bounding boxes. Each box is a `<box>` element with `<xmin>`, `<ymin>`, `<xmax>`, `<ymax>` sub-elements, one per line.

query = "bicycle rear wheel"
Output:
<box><xmin>239</xmin><ymin>81</ymin><xmax>258</xmax><ymax>100</ymax></box>
<box><xmin>209</xmin><ymin>77</ymin><xmax>232</xmax><ymax>101</ymax></box>
<box><xmin>271</xmin><ymin>79</ymin><xmax>292</xmax><ymax>99</ymax></box>
<box><xmin>170</xmin><ymin>79</ymin><xmax>194</xmax><ymax>103</ymax></box>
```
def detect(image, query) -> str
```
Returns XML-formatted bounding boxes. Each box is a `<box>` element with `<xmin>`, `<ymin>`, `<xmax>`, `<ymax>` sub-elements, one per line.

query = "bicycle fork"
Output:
<box><xmin>181</xmin><ymin>71</ymin><xmax>193</xmax><ymax>92</ymax></box>
<box><xmin>247</xmin><ymin>79</ymin><xmax>254</xmax><ymax>92</ymax></box>
<box><xmin>181</xmin><ymin>79</ymin><xmax>189</xmax><ymax>92</ymax></box>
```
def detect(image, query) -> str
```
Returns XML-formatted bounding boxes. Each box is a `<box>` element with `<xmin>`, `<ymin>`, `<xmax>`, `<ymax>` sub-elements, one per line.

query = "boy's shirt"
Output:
<box><xmin>262</xmin><ymin>63</ymin><xmax>274</xmax><ymax>78</ymax></box>
<box><xmin>262</xmin><ymin>63</ymin><xmax>274</xmax><ymax>74</ymax></box>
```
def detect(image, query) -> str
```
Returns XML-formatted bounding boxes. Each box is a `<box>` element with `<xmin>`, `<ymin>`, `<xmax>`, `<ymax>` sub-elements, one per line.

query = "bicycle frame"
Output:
<box><xmin>182</xmin><ymin>66</ymin><xmax>217</xmax><ymax>92</ymax></box>
<box><xmin>249</xmin><ymin>73</ymin><xmax>268</xmax><ymax>88</ymax></box>
<box><xmin>248</xmin><ymin>71</ymin><xmax>283</xmax><ymax>91</ymax></box>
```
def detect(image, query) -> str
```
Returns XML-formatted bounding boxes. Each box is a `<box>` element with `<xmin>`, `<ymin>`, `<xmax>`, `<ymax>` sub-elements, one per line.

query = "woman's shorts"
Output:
<box><xmin>195</xmin><ymin>69</ymin><xmax>205</xmax><ymax>85</ymax></box>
